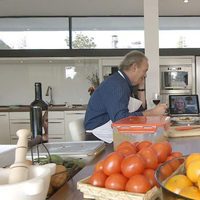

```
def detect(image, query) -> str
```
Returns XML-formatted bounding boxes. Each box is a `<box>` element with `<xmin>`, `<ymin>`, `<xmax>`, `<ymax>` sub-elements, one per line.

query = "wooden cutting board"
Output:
<box><xmin>165</xmin><ymin>126</ymin><xmax>200</xmax><ymax>138</ymax></box>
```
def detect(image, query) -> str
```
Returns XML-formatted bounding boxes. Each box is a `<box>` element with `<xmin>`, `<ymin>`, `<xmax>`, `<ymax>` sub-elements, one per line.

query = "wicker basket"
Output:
<box><xmin>77</xmin><ymin>177</ymin><xmax>162</xmax><ymax>200</ymax></box>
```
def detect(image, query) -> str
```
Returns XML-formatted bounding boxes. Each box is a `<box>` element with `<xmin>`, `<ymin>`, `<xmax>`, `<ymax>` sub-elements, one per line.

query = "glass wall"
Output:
<box><xmin>0</xmin><ymin>17</ymin><xmax>69</xmax><ymax>49</ymax></box>
<box><xmin>72</xmin><ymin>17</ymin><xmax>144</xmax><ymax>49</ymax></box>
<box><xmin>0</xmin><ymin>16</ymin><xmax>200</xmax><ymax>50</ymax></box>
<box><xmin>159</xmin><ymin>17</ymin><xmax>200</xmax><ymax>48</ymax></box>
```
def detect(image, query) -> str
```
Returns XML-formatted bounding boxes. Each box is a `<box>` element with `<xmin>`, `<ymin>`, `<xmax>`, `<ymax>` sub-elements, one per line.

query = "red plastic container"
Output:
<box><xmin>112</xmin><ymin>116</ymin><xmax>170</xmax><ymax>150</ymax></box>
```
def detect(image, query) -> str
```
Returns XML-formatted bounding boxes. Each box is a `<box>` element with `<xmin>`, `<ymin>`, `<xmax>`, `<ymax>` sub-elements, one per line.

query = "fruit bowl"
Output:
<box><xmin>155</xmin><ymin>156</ymin><xmax>195</xmax><ymax>200</ymax></box>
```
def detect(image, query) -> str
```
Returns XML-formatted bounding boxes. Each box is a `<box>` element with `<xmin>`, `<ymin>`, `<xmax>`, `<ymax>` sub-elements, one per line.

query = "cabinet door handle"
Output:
<box><xmin>12</xmin><ymin>137</ymin><xmax>31</xmax><ymax>140</ymax></box>
<box><xmin>0</xmin><ymin>114</ymin><xmax>7</xmax><ymax>116</ymax></box>
<box><xmin>48</xmin><ymin>121</ymin><xmax>63</xmax><ymax>124</ymax></box>
<box><xmin>49</xmin><ymin>137</ymin><xmax>63</xmax><ymax>139</ymax></box>
<box><xmin>11</xmin><ymin>122</ymin><xmax>30</xmax><ymax>124</ymax></box>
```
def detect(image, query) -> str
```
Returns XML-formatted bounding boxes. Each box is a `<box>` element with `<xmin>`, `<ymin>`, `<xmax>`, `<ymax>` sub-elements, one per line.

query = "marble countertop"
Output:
<box><xmin>0</xmin><ymin>104</ymin><xmax>87</xmax><ymax>112</ymax></box>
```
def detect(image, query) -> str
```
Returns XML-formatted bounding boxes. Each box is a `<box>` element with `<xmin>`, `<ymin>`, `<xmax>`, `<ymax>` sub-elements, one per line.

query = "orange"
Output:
<box><xmin>164</xmin><ymin>174</ymin><xmax>192</xmax><ymax>194</ymax></box>
<box><xmin>197</xmin><ymin>175</ymin><xmax>200</xmax><ymax>190</ymax></box>
<box><xmin>185</xmin><ymin>153</ymin><xmax>200</xmax><ymax>169</ymax></box>
<box><xmin>186</xmin><ymin>160</ymin><xmax>200</xmax><ymax>183</ymax></box>
<box><xmin>179</xmin><ymin>186</ymin><xmax>200</xmax><ymax>200</ymax></box>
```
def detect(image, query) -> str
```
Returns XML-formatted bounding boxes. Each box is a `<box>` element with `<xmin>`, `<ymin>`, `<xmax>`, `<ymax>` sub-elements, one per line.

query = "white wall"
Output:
<box><xmin>0</xmin><ymin>58</ymin><xmax>99</xmax><ymax>105</ymax></box>
<box><xmin>0</xmin><ymin>56</ymin><xmax>193</xmax><ymax>107</ymax></box>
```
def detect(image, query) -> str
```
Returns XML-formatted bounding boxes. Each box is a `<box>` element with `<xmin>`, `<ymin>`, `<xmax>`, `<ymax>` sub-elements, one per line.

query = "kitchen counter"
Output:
<box><xmin>49</xmin><ymin>136</ymin><xmax>200</xmax><ymax>200</ymax></box>
<box><xmin>0</xmin><ymin>104</ymin><xmax>87</xmax><ymax>112</ymax></box>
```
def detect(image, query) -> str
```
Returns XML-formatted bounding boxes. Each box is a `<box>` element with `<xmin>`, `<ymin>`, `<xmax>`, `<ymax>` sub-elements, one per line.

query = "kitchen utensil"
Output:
<box><xmin>0</xmin><ymin>163</ymin><xmax>56</xmax><ymax>200</ymax></box>
<box><xmin>9</xmin><ymin>129</ymin><xmax>30</xmax><ymax>184</ymax></box>
<box><xmin>175</xmin><ymin>126</ymin><xmax>200</xmax><ymax>131</ymax></box>
<box><xmin>0</xmin><ymin>145</ymin><xmax>16</xmax><ymax>167</ymax></box>
<box><xmin>0</xmin><ymin>129</ymin><xmax>56</xmax><ymax>200</ymax></box>
<box><xmin>155</xmin><ymin>156</ymin><xmax>188</xmax><ymax>200</ymax></box>
<box><xmin>112</xmin><ymin>116</ymin><xmax>170</xmax><ymax>149</ymax></box>
<box><xmin>27</xmin><ymin>141</ymin><xmax>105</xmax><ymax>162</ymax></box>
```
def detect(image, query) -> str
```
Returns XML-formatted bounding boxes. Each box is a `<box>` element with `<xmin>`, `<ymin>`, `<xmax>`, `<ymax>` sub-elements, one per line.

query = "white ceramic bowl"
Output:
<box><xmin>0</xmin><ymin>163</ymin><xmax>56</xmax><ymax>200</ymax></box>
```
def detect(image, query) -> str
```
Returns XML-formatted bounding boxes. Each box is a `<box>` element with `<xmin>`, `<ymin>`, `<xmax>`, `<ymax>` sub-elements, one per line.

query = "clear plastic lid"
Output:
<box><xmin>112</xmin><ymin>116</ymin><xmax>170</xmax><ymax>134</ymax></box>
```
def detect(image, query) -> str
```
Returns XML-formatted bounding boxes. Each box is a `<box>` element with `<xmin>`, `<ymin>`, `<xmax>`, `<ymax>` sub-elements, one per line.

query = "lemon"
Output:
<box><xmin>185</xmin><ymin>153</ymin><xmax>200</xmax><ymax>169</ymax></box>
<box><xmin>164</xmin><ymin>174</ymin><xmax>192</xmax><ymax>194</ymax></box>
<box><xmin>186</xmin><ymin>160</ymin><xmax>200</xmax><ymax>183</ymax></box>
<box><xmin>179</xmin><ymin>186</ymin><xmax>200</xmax><ymax>200</ymax></box>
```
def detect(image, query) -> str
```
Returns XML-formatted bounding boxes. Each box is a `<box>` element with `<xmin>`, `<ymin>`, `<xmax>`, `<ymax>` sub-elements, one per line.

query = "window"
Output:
<box><xmin>159</xmin><ymin>17</ymin><xmax>200</xmax><ymax>48</ymax></box>
<box><xmin>72</xmin><ymin>17</ymin><xmax>144</xmax><ymax>49</ymax></box>
<box><xmin>0</xmin><ymin>17</ymin><xmax>69</xmax><ymax>49</ymax></box>
<box><xmin>0</xmin><ymin>16</ymin><xmax>200</xmax><ymax>51</ymax></box>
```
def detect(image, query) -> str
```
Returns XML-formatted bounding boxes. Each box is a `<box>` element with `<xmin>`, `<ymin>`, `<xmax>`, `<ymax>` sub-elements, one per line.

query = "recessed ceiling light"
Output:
<box><xmin>183</xmin><ymin>0</ymin><xmax>189</xmax><ymax>3</ymax></box>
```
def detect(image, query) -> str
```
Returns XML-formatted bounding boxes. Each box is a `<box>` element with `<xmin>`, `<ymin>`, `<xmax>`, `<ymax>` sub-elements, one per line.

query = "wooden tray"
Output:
<box><xmin>77</xmin><ymin>177</ymin><xmax>162</xmax><ymax>200</ymax></box>
<box><xmin>165</xmin><ymin>126</ymin><xmax>200</xmax><ymax>138</ymax></box>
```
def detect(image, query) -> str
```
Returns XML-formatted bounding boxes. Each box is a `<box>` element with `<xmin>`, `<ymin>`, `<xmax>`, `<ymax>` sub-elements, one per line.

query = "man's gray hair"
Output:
<box><xmin>119</xmin><ymin>50</ymin><xmax>147</xmax><ymax>71</ymax></box>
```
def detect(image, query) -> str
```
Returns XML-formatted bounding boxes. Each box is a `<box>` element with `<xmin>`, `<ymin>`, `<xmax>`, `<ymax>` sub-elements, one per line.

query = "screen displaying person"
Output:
<box><xmin>172</xmin><ymin>97</ymin><xmax>193</xmax><ymax>114</ymax></box>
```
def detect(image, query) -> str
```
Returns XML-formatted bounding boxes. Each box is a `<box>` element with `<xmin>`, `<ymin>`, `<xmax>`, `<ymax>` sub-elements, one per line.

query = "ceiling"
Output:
<box><xmin>0</xmin><ymin>0</ymin><xmax>199</xmax><ymax>17</ymax></box>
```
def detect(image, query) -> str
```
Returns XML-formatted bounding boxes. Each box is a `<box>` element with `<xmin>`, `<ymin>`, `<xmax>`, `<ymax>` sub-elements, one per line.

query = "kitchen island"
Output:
<box><xmin>49</xmin><ymin>136</ymin><xmax>200</xmax><ymax>200</ymax></box>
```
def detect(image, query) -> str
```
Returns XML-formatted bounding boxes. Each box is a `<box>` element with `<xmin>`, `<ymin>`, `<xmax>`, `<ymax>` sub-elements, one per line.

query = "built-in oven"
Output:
<box><xmin>160</xmin><ymin>65</ymin><xmax>193</xmax><ymax>95</ymax></box>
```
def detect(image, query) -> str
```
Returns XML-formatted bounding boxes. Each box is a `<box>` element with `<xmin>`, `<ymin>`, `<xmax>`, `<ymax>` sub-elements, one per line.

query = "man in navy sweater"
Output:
<box><xmin>84</xmin><ymin>50</ymin><xmax>167</xmax><ymax>142</ymax></box>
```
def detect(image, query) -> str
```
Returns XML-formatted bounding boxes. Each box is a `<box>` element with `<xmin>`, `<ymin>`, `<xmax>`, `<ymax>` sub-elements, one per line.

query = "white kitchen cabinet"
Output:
<box><xmin>0</xmin><ymin>112</ymin><xmax>10</xmax><ymax>144</ymax></box>
<box><xmin>9</xmin><ymin>112</ymin><xmax>30</xmax><ymax>144</ymax></box>
<box><xmin>48</xmin><ymin>111</ymin><xmax>65</xmax><ymax>142</ymax></box>
<box><xmin>64</xmin><ymin>110</ymin><xmax>86</xmax><ymax>141</ymax></box>
<box><xmin>10</xmin><ymin>111</ymin><xmax>66</xmax><ymax>144</ymax></box>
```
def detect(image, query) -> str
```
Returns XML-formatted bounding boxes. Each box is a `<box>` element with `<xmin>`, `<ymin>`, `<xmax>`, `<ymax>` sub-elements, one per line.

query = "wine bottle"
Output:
<box><xmin>30</xmin><ymin>82</ymin><xmax>48</xmax><ymax>143</ymax></box>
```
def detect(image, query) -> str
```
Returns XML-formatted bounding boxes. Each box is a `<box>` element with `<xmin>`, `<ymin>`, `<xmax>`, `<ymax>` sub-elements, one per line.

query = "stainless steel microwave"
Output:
<box><xmin>160</xmin><ymin>65</ymin><xmax>192</xmax><ymax>94</ymax></box>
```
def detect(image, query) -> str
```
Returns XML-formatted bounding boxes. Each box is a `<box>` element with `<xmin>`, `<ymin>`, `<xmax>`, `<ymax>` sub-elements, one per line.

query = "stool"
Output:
<box><xmin>68</xmin><ymin>117</ymin><xmax>86</xmax><ymax>141</ymax></box>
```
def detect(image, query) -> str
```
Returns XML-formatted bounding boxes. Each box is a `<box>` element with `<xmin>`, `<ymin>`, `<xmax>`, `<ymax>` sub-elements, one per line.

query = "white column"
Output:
<box><xmin>144</xmin><ymin>0</ymin><xmax>160</xmax><ymax>108</ymax></box>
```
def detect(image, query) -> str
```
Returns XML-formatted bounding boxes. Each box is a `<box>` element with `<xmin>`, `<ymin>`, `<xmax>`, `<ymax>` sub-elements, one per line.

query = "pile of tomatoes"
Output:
<box><xmin>88</xmin><ymin>140</ymin><xmax>183</xmax><ymax>194</ymax></box>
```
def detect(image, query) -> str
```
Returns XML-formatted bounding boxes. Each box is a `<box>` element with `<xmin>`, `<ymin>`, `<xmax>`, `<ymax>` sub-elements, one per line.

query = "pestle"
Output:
<box><xmin>8</xmin><ymin>129</ymin><xmax>30</xmax><ymax>184</ymax></box>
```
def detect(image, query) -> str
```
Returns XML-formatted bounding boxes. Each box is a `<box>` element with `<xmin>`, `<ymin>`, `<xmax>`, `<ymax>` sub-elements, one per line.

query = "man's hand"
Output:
<box><xmin>143</xmin><ymin>103</ymin><xmax>168</xmax><ymax>116</ymax></box>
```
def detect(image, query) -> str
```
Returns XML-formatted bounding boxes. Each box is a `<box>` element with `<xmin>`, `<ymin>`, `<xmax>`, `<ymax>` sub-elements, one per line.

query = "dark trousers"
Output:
<box><xmin>85</xmin><ymin>132</ymin><xmax>101</xmax><ymax>141</ymax></box>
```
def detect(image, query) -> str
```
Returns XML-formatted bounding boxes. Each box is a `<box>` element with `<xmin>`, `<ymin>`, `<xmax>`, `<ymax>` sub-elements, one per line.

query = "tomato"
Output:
<box><xmin>151</xmin><ymin>142</ymin><xmax>169</xmax><ymax>163</ymax></box>
<box><xmin>133</xmin><ymin>141</ymin><xmax>139</xmax><ymax>147</ymax></box>
<box><xmin>121</xmin><ymin>154</ymin><xmax>145</xmax><ymax>178</ymax></box>
<box><xmin>166</xmin><ymin>155</ymin><xmax>180</xmax><ymax>171</ymax></box>
<box><xmin>159</xmin><ymin>163</ymin><xmax>173</xmax><ymax>181</ymax></box>
<box><xmin>94</xmin><ymin>159</ymin><xmax>105</xmax><ymax>172</ymax></box>
<box><xmin>138</xmin><ymin>147</ymin><xmax>158</xmax><ymax>169</ymax></box>
<box><xmin>116</xmin><ymin>141</ymin><xmax>135</xmax><ymax>150</ymax></box>
<box><xmin>117</xmin><ymin>146</ymin><xmax>136</xmax><ymax>156</ymax></box>
<box><xmin>89</xmin><ymin>170</ymin><xmax>107</xmax><ymax>187</ymax></box>
<box><xmin>116</xmin><ymin>141</ymin><xmax>136</xmax><ymax>155</ymax></box>
<box><xmin>136</xmin><ymin>141</ymin><xmax>152</xmax><ymax>152</ymax></box>
<box><xmin>162</xmin><ymin>141</ymin><xmax>172</xmax><ymax>156</ymax></box>
<box><xmin>143</xmin><ymin>169</ymin><xmax>158</xmax><ymax>187</ymax></box>
<box><xmin>105</xmin><ymin>173</ymin><xmax>128</xmax><ymax>191</ymax></box>
<box><xmin>171</xmin><ymin>151</ymin><xmax>183</xmax><ymax>158</ymax></box>
<box><xmin>171</xmin><ymin>151</ymin><xmax>184</xmax><ymax>164</ymax></box>
<box><xmin>125</xmin><ymin>174</ymin><xmax>152</xmax><ymax>193</ymax></box>
<box><xmin>103</xmin><ymin>152</ymin><xmax>124</xmax><ymax>176</ymax></box>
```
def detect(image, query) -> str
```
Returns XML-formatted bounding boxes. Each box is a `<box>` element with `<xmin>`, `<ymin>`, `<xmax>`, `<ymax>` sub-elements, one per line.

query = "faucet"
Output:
<box><xmin>45</xmin><ymin>86</ymin><xmax>53</xmax><ymax>105</ymax></box>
